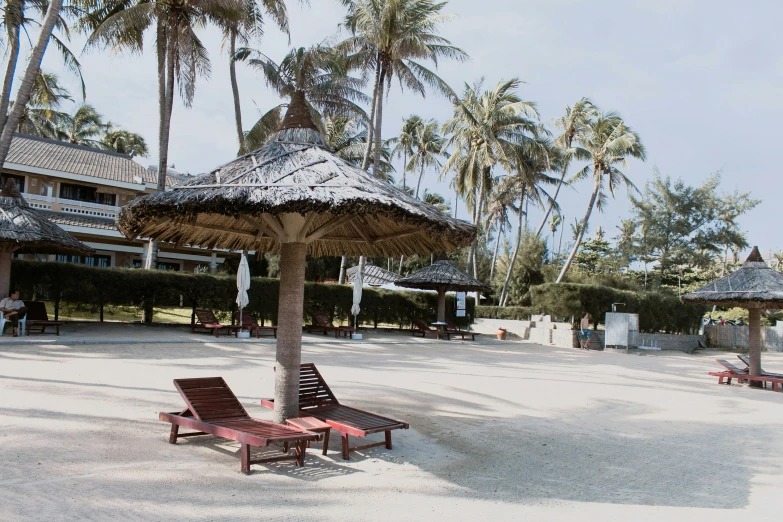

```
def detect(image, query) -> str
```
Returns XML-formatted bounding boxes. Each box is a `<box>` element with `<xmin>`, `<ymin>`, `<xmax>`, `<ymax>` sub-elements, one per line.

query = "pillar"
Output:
<box><xmin>437</xmin><ymin>286</ymin><xmax>446</xmax><ymax>323</ymax></box>
<box><xmin>0</xmin><ymin>250</ymin><xmax>11</xmax><ymax>298</ymax></box>
<box><xmin>209</xmin><ymin>252</ymin><xmax>217</xmax><ymax>274</ymax></box>
<box><xmin>748</xmin><ymin>308</ymin><xmax>762</xmax><ymax>388</ymax></box>
<box><xmin>274</xmin><ymin>241</ymin><xmax>307</xmax><ymax>423</ymax></box>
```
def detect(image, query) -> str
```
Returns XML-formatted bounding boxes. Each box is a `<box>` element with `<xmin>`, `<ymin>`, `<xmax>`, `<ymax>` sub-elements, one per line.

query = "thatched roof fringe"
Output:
<box><xmin>396</xmin><ymin>260</ymin><xmax>489</xmax><ymax>292</ymax></box>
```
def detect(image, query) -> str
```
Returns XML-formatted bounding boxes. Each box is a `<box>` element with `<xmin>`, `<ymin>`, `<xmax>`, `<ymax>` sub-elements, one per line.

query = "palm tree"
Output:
<box><xmin>14</xmin><ymin>71</ymin><xmax>71</xmax><ymax>138</ymax></box>
<box><xmin>0</xmin><ymin>0</ymin><xmax>68</xmax><ymax>166</ymax></box>
<box><xmin>549</xmin><ymin>212</ymin><xmax>561</xmax><ymax>261</ymax></box>
<box><xmin>484</xmin><ymin>179</ymin><xmax>514</xmax><ymax>282</ymax></box>
<box><xmin>241</xmin><ymin>45</ymin><xmax>369</xmax><ymax>149</ymax></box>
<box><xmin>0</xmin><ymin>0</ymin><xmax>85</xmax><ymax>132</ymax></box>
<box><xmin>555</xmin><ymin>113</ymin><xmax>646</xmax><ymax>282</ymax></box>
<box><xmin>498</xmin><ymin>141</ymin><xmax>558</xmax><ymax>306</ymax></box>
<box><xmin>55</xmin><ymin>104</ymin><xmax>108</xmax><ymax>147</ymax></box>
<box><xmin>101</xmin><ymin>127</ymin><xmax>148</xmax><ymax>156</ymax></box>
<box><xmin>339</xmin><ymin>0</ymin><xmax>467</xmax><ymax>174</ymax></box>
<box><xmin>81</xmin><ymin>0</ymin><xmax>245</xmax><ymax>268</ymax></box>
<box><xmin>442</xmin><ymin>78</ymin><xmax>541</xmax><ymax>280</ymax></box>
<box><xmin>407</xmin><ymin>118</ymin><xmax>445</xmax><ymax>198</ymax></box>
<box><xmin>389</xmin><ymin>114</ymin><xmax>421</xmax><ymax>190</ymax></box>
<box><xmin>422</xmin><ymin>188</ymin><xmax>450</xmax><ymax>214</ymax></box>
<box><xmin>225</xmin><ymin>0</ymin><xmax>289</xmax><ymax>154</ymax></box>
<box><xmin>533</xmin><ymin>98</ymin><xmax>595</xmax><ymax>237</ymax></box>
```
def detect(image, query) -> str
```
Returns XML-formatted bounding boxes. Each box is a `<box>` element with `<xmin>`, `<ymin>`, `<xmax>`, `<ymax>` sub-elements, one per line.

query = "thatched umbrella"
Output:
<box><xmin>0</xmin><ymin>181</ymin><xmax>93</xmax><ymax>298</ymax></box>
<box><xmin>395</xmin><ymin>259</ymin><xmax>489</xmax><ymax>323</ymax></box>
<box><xmin>346</xmin><ymin>263</ymin><xmax>400</xmax><ymax>287</ymax></box>
<box><xmin>117</xmin><ymin>91</ymin><xmax>475</xmax><ymax>422</ymax></box>
<box><xmin>682</xmin><ymin>246</ymin><xmax>783</xmax><ymax>387</ymax></box>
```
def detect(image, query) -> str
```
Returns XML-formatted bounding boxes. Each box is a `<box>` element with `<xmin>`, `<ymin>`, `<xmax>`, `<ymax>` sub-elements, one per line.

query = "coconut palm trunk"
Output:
<box><xmin>489</xmin><ymin>219</ymin><xmax>503</xmax><ymax>281</ymax></box>
<box><xmin>274</xmin><ymin>241</ymin><xmax>306</xmax><ymax>422</ymax></box>
<box><xmin>0</xmin><ymin>0</ymin><xmax>63</xmax><ymax>165</ymax></box>
<box><xmin>499</xmin><ymin>194</ymin><xmax>524</xmax><ymax>306</ymax></box>
<box><xmin>361</xmin><ymin>57</ymin><xmax>380</xmax><ymax>171</ymax></box>
<box><xmin>556</xmin><ymin>173</ymin><xmax>600</xmax><ymax>283</ymax></box>
<box><xmin>0</xmin><ymin>14</ymin><xmax>21</xmax><ymax>131</ymax></box>
<box><xmin>371</xmin><ymin>65</ymin><xmax>387</xmax><ymax>174</ymax></box>
<box><xmin>415</xmin><ymin>160</ymin><xmax>425</xmax><ymax>199</ymax></box>
<box><xmin>748</xmin><ymin>307</ymin><xmax>762</xmax><ymax>387</ymax></box>
<box><xmin>229</xmin><ymin>29</ymin><xmax>245</xmax><ymax>154</ymax></box>
<box><xmin>534</xmin><ymin>168</ymin><xmax>566</xmax><ymax>237</ymax></box>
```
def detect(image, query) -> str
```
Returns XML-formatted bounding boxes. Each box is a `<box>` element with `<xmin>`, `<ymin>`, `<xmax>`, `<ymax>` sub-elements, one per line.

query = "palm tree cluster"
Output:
<box><xmin>0</xmin><ymin>0</ymin><xmax>655</xmax><ymax>305</ymax></box>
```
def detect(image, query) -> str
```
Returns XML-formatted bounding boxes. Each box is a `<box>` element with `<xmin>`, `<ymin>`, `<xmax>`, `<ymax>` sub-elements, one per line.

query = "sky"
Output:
<box><xmin>31</xmin><ymin>0</ymin><xmax>783</xmax><ymax>258</ymax></box>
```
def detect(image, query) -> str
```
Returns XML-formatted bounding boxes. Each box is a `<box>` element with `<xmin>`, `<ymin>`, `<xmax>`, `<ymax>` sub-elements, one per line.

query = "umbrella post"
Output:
<box><xmin>274</xmin><ymin>241</ymin><xmax>307</xmax><ymax>423</ymax></box>
<box><xmin>437</xmin><ymin>286</ymin><xmax>446</xmax><ymax>323</ymax></box>
<box><xmin>748</xmin><ymin>307</ymin><xmax>762</xmax><ymax>387</ymax></box>
<box><xmin>0</xmin><ymin>250</ymin><xmax>12</xmax><ymax>299</ymax></box>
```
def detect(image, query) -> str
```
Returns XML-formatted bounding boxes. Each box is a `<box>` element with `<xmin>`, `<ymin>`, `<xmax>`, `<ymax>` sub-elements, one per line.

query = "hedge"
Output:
<box><xmin>530</xmin><ymin>282</ymin><xmax>705</xmax><ymax>334</ymax></box>
<box><xmin>9</xmin><ymin>260</ymin><xmax>474</xmax><ymax>327</ymax></box>
<box><xmin>475</xmin><ymin>306</ymin><xmax>535</xmax><ymax>321</ymax></box>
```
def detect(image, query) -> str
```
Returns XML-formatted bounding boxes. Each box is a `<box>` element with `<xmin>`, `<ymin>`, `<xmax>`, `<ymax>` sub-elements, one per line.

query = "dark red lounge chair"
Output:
<box><xmin>307</xmin><ymin>312</ymin><xmax>354</xmax><ymax>338</ymax></box>
<box><xmin>736</xmin><ymin>354</ymin><xmax>783</xmax><ymax>378</ymax></box>
<box><xmin>233</xmin><ymin>310</ymin><xmax>277</xmax><ymax>338</ymax></box>
<box><xmin>25</xmin><ymin>301</ymin><xmax>63</xmax><ymax>336</ymax></box>
<box><xmin>191</xmin><ymin>309</ymin><xmax>241</xmax><ymax>337</ymax></box>
<box><xmin>710</xmin><ymin>359</ymin><xmax>783</xmax><ymax>391</ymax></box>
<box><xmin>159</xmin><ymin>377</ymin><xmax>321</xmax><ymax>473</ymax></box>
<box><xmin>411</xmin><ymin>319</ymin><xmax>449</xmax><ymax>340</ymax></box>
<box><xmin>445</xmin><ymin>321</ymin><xmax>478</xmax><ymax>341</ymax></box>
<box><xmin>261</xmin><ymin>363</ymin><xmax>409</xmax><ymax>460</ymax></box>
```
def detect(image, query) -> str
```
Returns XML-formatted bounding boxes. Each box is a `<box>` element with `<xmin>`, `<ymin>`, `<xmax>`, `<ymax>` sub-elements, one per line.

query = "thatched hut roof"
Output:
<box><xmin>0</xmin><ymin>181</ymin><xmax>93</xmax><ymax>255</ymax></box>
<box><xmin>346</xmin><ymin>263</ymin><xmax>399</xmax><ymax>287</ymax></box>
<box><xmin>682</xmin><ymin>247</ymin><xmax>783</xmax><ymax>308</ymax></box>
<box><xmin>117</xmin><ymin>94</ymin><xmax>475</xmax><ymax>257</ymax></box>
<box><xmin>395</xmin><ymin>259</ymin><xmax>489</xmax><ymax>292</ymax></box>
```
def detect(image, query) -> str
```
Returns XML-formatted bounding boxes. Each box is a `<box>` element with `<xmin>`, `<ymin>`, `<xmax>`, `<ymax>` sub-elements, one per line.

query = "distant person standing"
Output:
<box><xmin>579</xmin><ymin>312</ymin><xmax>591</xmax><ymax>349</ymax></box>
<box><xmin>0</xmin><ymin>289</ymin><xmax>26</xmax><ymax>337</ymax></box>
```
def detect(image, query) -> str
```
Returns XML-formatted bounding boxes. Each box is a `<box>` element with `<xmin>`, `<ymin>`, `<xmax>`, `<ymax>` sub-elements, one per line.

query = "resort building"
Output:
<box><xmin>1</xmin><ymin>133</ymin><xmax>228</xmax><ymax>272</ymax></box>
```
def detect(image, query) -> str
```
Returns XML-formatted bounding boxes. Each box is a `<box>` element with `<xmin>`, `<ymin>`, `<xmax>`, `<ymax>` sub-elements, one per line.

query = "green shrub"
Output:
<box><xmin>10</xmin><ymin>260</ymin><xmax>474</xmax><ymax>327</ymax></box>
<box><xmin>475</xmin><ymin>306</ymin><xmax>535</xmax><ymax>320</ymax></box>
<box><xmin>530</xmin><ymin>282</ymin><xmax>705</xmax><ymax>334</ymax></box>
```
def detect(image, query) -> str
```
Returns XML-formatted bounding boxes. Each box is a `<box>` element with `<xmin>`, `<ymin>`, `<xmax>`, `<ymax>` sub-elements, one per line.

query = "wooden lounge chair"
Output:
<box><xmin>159</xmin><ymin>377</ymin><xmax>321</xmax><ymax>473</ymax></box>
<box><xmin>445</xmin><ymin>321</ymin><xmax>478</xmax><ymax>341</ymax></box>
<box><xmin>411</xmin><ymin>319</ymin><xmax>449</xmax><ymax>340</ymax></box>
<box><xmin>710</xmin><ymin>359</ymin><xmax>783</xmax><ymax>391</ymax></box>
<box><xmin>307</xmin><ymin>312</ymin><xmax>354</xmax><ymax>338</ymax></box>
<box><xmin>233</xmin><ymin>310</ymin><xmax>277</xmax><ymax>338</ymax></box>
<box><xmin>261</xmin><ymin>363</ymin><xmax>409</xmax><ymax>460</ymax></box>
<box><xmin>736</xmin><ymin>354</ymin><xmax>783</xmax><ymax>378</ymax></box>
<box><xmin>191</xmin><ymin>309</ymin><xmax>241</xmax><ymax>337</ymax></box>
<box><xmin>24</xmin><ymin>301</ymin><xmax>63</xmax><ymax>336</ymax></box>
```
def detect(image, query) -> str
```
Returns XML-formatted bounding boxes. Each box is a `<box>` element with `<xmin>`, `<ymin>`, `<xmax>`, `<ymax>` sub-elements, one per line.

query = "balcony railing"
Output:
<box><xmin>22</xmin><ymin>192</ymin><xmax>121</xmax><ymax>216</ymax></box>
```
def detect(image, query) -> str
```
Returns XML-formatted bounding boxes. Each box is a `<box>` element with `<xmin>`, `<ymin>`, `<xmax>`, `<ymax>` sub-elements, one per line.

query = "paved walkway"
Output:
<box><xmin>1</xmin><ymin>334</ymin><xmax>782</xmax><ymax>520</ymax></box>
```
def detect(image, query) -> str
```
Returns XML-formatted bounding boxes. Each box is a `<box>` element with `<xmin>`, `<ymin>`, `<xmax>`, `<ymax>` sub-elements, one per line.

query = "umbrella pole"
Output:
<box><xmin>274</xmin><ymin>241</ymin><xmax>307</xmax><ymax>423</ymax></box>
<box><xmin>0</xmin><ymin>250</ymin><xmax>11</xmax><ymax>299</ymax></box>
<box><xmin>748</xmin><ymin>308</ymin><xmax>762</xmax><ymax>387</ymax></box>
<box><xmin>437</xmin><ymin>286</ymin><xmax>446</xmax><ymax>323</ymax></box>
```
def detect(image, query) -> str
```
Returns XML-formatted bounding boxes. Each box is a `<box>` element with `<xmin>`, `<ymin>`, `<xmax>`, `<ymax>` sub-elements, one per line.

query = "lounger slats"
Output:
<box><xmin>174</xmin><ymin>377</ymin><xmax>250</xmax><ymax>422</ymax></box>
<box><xmin>308</xmin><ymin>404</ymin><xmax>402</xmax><ymax>431</ymax></box>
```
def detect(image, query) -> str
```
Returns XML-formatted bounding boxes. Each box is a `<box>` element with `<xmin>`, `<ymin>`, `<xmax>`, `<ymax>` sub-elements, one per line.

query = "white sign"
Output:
<box><xmin>456</xmin><ymin>292</ymin><xmax>466</xmax><ymax>317</ymax></box>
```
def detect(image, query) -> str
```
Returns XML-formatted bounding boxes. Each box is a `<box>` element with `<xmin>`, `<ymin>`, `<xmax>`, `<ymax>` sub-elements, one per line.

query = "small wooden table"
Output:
<box><xmin>431</xmin><ymin>321</ymin><xmax>447</xmax><ymax>332</ymax></box>
<box><xmin>284</xmin><ymin>416</ymin><xmax>332</xmax><ymax>455</ymax></box>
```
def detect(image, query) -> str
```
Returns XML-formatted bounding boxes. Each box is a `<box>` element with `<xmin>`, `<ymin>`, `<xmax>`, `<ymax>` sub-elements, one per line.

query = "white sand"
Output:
<box><xmin>1</xmin><ymin>330</ymin><xmax>783</xmax><ymax>521</ymax></box>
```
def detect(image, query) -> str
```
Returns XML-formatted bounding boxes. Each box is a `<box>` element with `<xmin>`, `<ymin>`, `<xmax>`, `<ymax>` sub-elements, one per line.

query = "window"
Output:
<box><xmin>0</xmin><ymin>173</ymin><xmax>25</xmax><ymax>193</ymax></box>
<box><xmin>60</xmin><ymin>183</ymin><xmax>97</xmax><ymax>203</ymax></box>
<box><xmin>56</xmin><ymin>254</ymin><xmax>112</xmax><ymax>268</ymax></box>
<box><xmin>96</xmin><ymin>193</ymin><xmax>117</xmax><ymax>206</ymax></box>
<box><xmin>157</xmin><ymin>262</ymin><xmax>181</xmax><ymax>271</ymax></box>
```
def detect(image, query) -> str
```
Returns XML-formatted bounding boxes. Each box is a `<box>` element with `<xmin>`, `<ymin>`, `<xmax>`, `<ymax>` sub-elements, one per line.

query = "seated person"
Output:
<box><xmin>0</xmin><ymin>290</ymin><xmax>27</xmax><ymax>337</ymax></box>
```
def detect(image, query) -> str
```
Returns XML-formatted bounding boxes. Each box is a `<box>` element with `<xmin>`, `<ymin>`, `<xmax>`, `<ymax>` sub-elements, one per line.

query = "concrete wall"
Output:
<box><xmin>633</xmin><ymin>332</ymin><xmax>705</xmax><ymax>351</ymax></box>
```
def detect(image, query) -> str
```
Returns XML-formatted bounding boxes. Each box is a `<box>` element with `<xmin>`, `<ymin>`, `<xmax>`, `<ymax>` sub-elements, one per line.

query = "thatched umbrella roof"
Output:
<box><xmin>117</xmin><ymin>98</ymin><xmax>474</xmax><ymax>258</ymax></box>
<box><xmin>395</xmin><ymin>260</ymin><xmax>489</xmax><ymax>293</ymax></box>
<box><xmin>395</xmin><ymin>259</ymin><xmax>488</xmax><ymax>323</ymax></box>
<box><xmin>682</xmin><ymin>246</ymin><xmax>778</xmax><ymax>386</ymax></box>
<box><xmin>682</xmin><ymin>247</ymin><xmax>783</xmax><ymax>308</ymax></box>
<box><xmin>116</xmin><ymin>92</ymin><xmax>476</xmax><ymax>423</ymax></box>
<box><xmin>346</xmin><ymin>263</ymin><xmax>399</xmax><ymax>287</ymax></box>
<box><xmin>0</xmin><ymin>181</ymin><xmax>92</xmax><ymax>255</ymax></box>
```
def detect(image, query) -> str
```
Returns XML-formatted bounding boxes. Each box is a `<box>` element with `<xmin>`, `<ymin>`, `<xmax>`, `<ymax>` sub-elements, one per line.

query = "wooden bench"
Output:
<box><xmin>262</xmin><ymin>363</ymin><xmax>409</xmax><ymax>460</ymax></box>
<box><xmin>445</xmin><ymin>321</ymin><xmax>477</xmax><ymax>341</ymax></box>
<box><xmin>160</xmin><ymin>377</ymin><xmax>321</xmax><ymax>473</ymax></box>
<box><xmin>191</xmin><ymin>309</ymin><xmax>241</xmax><ymax>337</ymax></box>
<box><xmin>25</xmin><ymin>301</ymin><xmax>63</xmax><ymax>336</ymax></box>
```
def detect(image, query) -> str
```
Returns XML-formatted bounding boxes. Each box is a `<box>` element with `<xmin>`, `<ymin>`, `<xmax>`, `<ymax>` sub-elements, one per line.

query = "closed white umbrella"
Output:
<box><xmin>351</xmin><ymin>257</ymin><xmax>364</xmax><ymax>330</ymax></box>
<box><xmin>236</xmin><ymin>254</ymin><xmax>250</xmax><ymax>329</ymax></box>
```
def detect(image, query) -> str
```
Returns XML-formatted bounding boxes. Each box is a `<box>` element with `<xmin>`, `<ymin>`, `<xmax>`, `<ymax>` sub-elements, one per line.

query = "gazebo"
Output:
<box><xmin>0</xmin><ymin>181</ymin><xmax>92</xmax><ymax>298</ymax></box>
<box><xmin>117</xmin><ymin>91</ymin><xmax>475</xmax><ymax>422</ymax></box>
<box><xmin>395</xmin><ymin>259</ymin><xmax>488</xmax><ymax>323</ymax></box>
<box><xmin>682</xmin><ymin>246</ymin><xmax>783</xmax><ymax>386</ymax></box>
